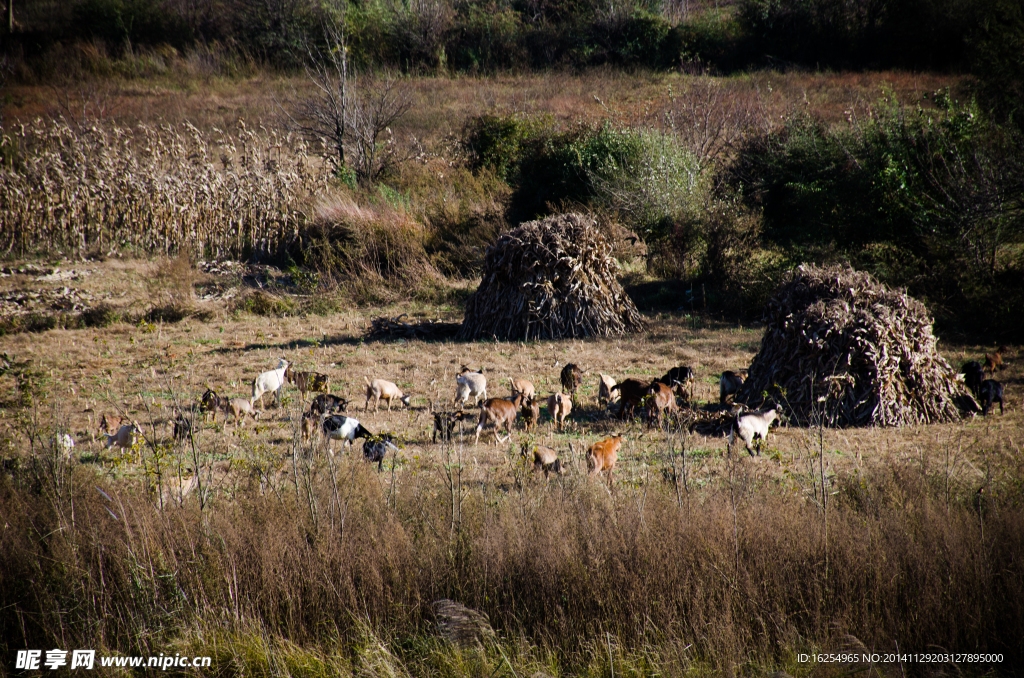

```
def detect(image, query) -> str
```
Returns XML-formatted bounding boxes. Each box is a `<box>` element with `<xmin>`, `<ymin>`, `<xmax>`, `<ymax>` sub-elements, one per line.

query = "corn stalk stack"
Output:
<box><xmin>458</xmin><ymin>213</ymin><xmax>645</xmax><ymax>340</ymax></box>
<box><xmin>737</xmin><ymin>264</ymin><xmax>974</xmax><ymax>427</ymax></box>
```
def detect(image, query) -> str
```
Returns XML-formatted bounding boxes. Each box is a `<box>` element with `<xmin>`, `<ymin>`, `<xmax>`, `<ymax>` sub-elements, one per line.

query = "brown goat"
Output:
<box><xmin>547</xmin><ymin>392</ymin><xmax>573</xmax><ymax>432</ymax></box>
<box><xmin>610</xmin><ymin>378</ymin><xmax>647</xmax><ymax>419</ymax></box>
<box><xmin>521</xmin><ymin>442</ymin><xmax>562</xmax><ymax>478</ymax></box>
<box><xmin>475</xmin><ymin>393</ymin><xmax>525</xmax><ymax>444</ymax></box>
<box><xmin>984</xmin><ymin>346</ymin><xmax>1008</xmax><ymax>375</ymax></box>
<box><xmin>285</xmin><ymin>366</ymin><xmax>330</xmax><ymax>400</ymax></box>
<box><xmin>646</xmin><ymin>381</ymin><xmax>678</xmax><ymax>426</ymax></box>
<box><xmin>587</xmin><ymin>436</ymin><xmax>623</xmax><ymax>487</ymax></box>
<box><xmin>301</xmin><ymin>410</ymin><xmax>318</xmax><ymax>441</ymax></box>
<box><xmin>521</xmin><ymin>396</ymin><xmax>541</xmax><ymax>432</ymax></box>
<box><xmin>560</xmin><ymin>363</ymin><xmax>584</xmax><ymax>403</ymax></box>
<box><xmin>222</xmin><ymin>398</ymin><xmax>260</xmax><ymax>426</ymax></box>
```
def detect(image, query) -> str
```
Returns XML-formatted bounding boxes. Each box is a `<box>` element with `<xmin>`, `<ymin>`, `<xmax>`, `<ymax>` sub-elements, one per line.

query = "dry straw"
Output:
<box><xmin>0</xmin><ymin>118</ymin><xmax>332</xmax><ymax>259</ymax></box>
<box><xmin>458</xmin><ymin>213</ymin><xmax>646</xmax><ymax>340</ymax></box>
<box><xmin>432</xmin><ymin>599</ymin><xmax>495</xmax><ymax>647</ymax></box>
<box><xmin>738</xmin><ymin>263</ymin><xmax>972</xmax><ymax>427</ymax></box>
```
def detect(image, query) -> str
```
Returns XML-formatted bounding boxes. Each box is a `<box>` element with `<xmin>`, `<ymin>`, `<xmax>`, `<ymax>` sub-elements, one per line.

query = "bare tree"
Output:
<box><xmin>348</xmin><ymin>73</ymin><xmax>413</xmax><ymax>183</ymax></box>
<box><xmin>294</xmin><ymin>19</ymin><xmax>350</xmax><ymax>172</ymax></box>
<box><xmin>290</xmin><ymin>18</ymin><xmax>412</xmax><ymax>184</ymax></box>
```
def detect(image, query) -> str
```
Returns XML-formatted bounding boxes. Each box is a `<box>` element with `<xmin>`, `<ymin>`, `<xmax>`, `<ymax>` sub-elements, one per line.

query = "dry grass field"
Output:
<box><xmin>2</xmin><ymin>254</ymin><xmax>1022</xmax><ymax>677</ymax></box>
<box><xmin>4</xmin><ymin>255</ymin><xmax>1018</xmax><ymax>486</ymax></box>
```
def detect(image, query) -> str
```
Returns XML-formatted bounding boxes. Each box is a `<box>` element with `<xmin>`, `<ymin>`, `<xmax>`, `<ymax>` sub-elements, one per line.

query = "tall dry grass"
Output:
<box><xmin>0</xmin><ymin>118</ymin><xmax>332</xmax><ymax>260</ymax></box>
<box><xmin>1</xmin><ymin>439</ymin><xmax>1020</xmax><ymax>675</ymax></box>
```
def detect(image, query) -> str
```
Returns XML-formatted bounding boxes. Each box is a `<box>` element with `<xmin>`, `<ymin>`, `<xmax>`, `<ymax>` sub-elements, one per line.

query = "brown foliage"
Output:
<box><xmin>2</xmin><ymin>457</ymin><xmax>1020</xmax><ymax>669</ymax></box>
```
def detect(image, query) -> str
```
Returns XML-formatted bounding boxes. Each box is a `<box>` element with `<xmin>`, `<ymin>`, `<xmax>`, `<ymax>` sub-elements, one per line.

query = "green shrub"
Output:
<box><xmin>232</xmin><ymin>291</ymin><xmax>294</xmax><ymax>317</ymax></box>
<box><xmin>447</xmin><ymin>6</ymin><xmax>527</xmax><ymax>72</ymax></box>
<box><xmin>463</xmin><ymin>114</ymin><xmax>546</xmax><ymax>183</ymax></box>
<box><xmin>730</xmin><ymin>92</ymin><xmax>1024</xmax><ymax>337</ymax></box>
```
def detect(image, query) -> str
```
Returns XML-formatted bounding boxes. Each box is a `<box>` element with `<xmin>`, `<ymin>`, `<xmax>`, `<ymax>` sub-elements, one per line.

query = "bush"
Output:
<box><xmin>446</xmin><ymin>5</ymin><xmax>527</xmax><ymax>72</ymax></box>
<box><xmin>729</xmin><ymin>93</ymin><xmax>1024</xmax><ymax>337</ymax></box>
<box><xmin>231</xmin><ymin>290</ymin><xmax>294</xmax><ymax>317</ymax></box>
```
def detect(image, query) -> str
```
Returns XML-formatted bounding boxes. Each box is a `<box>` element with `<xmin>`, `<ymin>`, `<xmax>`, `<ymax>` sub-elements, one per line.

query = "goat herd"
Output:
<box><xmin>95</xmin><ymin>345</ymin><xmax>1008</xmax><ymax>487</ymax></box>
<box><xmin>165</xmin><ymin>358</ymin><xmax>785</xmax><ymax>486</ymax></box>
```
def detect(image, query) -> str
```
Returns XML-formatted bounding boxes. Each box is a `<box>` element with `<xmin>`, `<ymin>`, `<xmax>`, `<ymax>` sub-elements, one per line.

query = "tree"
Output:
<box><xmin>291</xmin><ymin>17</ymin><xmax>412</xmax><ymax>184</ymax></box>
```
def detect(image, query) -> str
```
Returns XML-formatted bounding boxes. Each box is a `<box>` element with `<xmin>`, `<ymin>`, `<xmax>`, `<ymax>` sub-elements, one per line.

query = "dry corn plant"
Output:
<box><xmin>0</xmin><ymin>118</ymin><xmax>333</xmax><ymax>259</ymax></box>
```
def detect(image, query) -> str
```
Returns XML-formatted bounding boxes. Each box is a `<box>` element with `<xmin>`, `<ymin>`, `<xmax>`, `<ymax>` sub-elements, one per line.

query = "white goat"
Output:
<box><xmin>455</xmin><ymin>367</ymin><xmax>487</xmax><ymax>409</ymax></box>
<box><xmin>598</xmin><ymin>374</ymin><xmax>618</xmax><ymax>406</ymax></box>
<box><xmin>252</xmin><ymin>358</ymin><xmax>290</xmax><ymax>410</ymax></box>
<box><xmin>54</xmin><ymin>433</ymin><xmax>75</xmax><ymax>459</ymax></box>
<box><xmin>728</xmin><ymin>408</ymin><xmax>779</xmax><ymax>456</ymax></box>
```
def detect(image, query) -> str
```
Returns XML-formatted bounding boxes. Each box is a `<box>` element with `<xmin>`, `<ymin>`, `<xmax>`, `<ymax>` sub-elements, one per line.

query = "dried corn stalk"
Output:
<box><xmin>458</xmin><ymin>213</ymin><xmax>645</xmax><ymax>340</ymax></box>
<box><xmin>738</xmin><ymin>264</ymin><xmax>973</xmax><ymax>427</ymax></box>
<box><xmin>0</xmin><ymin>119</ymin><xmax>331</xmax><ymax>260</ymax></box>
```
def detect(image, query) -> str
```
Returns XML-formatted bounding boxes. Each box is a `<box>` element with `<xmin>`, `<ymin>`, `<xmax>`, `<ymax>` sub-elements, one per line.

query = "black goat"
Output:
<box><xmin>961</xmin><ymin>361</ymin><xmax>985</xmax><ymax>398</ymax></box>
<box><xmin>363</xmin><ymin>433</ymin><xmax>400</xmax><ymax>471</ymax></box>
<box><xmin>310</xmin><ymin>393</ymin><xmax>348</xmax><ymax>416</ymax></box>
<box><xmin>432</xmin><ymin>409</ymin><xmax>467</xmax><ymax>444</ymax></box>
<box><xmin>979</xmin><ymin>380</ymin><xmax>1004</xmax><ymax>415</ymax></box>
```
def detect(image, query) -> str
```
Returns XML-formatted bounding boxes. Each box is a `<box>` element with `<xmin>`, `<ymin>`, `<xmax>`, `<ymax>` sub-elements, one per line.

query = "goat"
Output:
<box><xmin>560</xmin><ymin>363</ymin><xmax>584</xmax><ymax>403</ymax></box>
<box><xmin>455</xmin><ymin>366</ymin><xmax>487</xmax><ymax>409</ymax></box>
<box><xmin>364</xmin><ymin>377</ymin><xmax>412</xmax><ymax>412</ymax></box>
<box><xmin>658</xmin><ymin>366</ymin><xmax>694</xmax><ymax>401</ymax></box>
<box><xmin>521</xmin><ymin>396</ymin><xmax>541</xmax><ymax>432</ymax></box>
<box><xmin>645</xmin><ymin>381</ymin><xmax>678</xmax><ymax>427</ymax></box>
<box><xmin>508</xmin><ymin>377</ymin><xmax>536</xmax><ymax>401</ymax></box>
<box><xmin>309</xmin><ymin>393</ymin><xmax>348</xmax><ymax>416</ymax></box>
<box><xmin>222</xmin><ymin>398</ymin><xmax>260</xmax><ymax>426</ymax></box>
<box><xmin>610</xmin><ymin>378</ymin><xmax>647</xmax><ymax>419</ymax></box>
<box><xmin>720</xmin><ymin>370</ymin><xmax>745</xmax><ymax>405</ymax></box>
<box><xmin>432</xmin><ymin>409</ymin><xmax>468</xmax><ymax>444</ymax></box>
<box><xmin>586</xmin><ymin>436</ymin><xmax>623</xmax><ymax>487</ymax></box>
<box><xmin>984</xmin><ymin>346</ymin><xmax>1008</xmax><ymax>375</ymax></box>
<box><xmin>598</xmin><ymin>374</ymin><xmax>618</xmax><ymax>406</ymax></box>
<box><xmin>962</xmin><ymin>361</ymin><xmax>985</xmax><ymax>398</ymax></box>
<box><xmin>322</xmin><ymin>415</ymin><xmax>374</xmax><ymax>455</ymax></box>
<box><xmin>728</xmin><ymin>408</ymin><xmax>778</xmax><ymax>456</ymax></box>
<box><xmin>54</xmin><ymin>433</ymin><xmax>75</xmax><ymax>459</ymax></box>
<box><xmin>547</xmin><ymin>392</ymin><xmax>573</xmax><ymax>432</ymax></box>
<box><xmin>979</xmin><ymin>379</ymin><xmax>1004</xmax><ymax>415</ymax></box>
<box><xmin>475</xmin><ymin>393</ymin><xmax>525</xmax><ymax>444</ymax></box>
<box><xmin>363</xmin><ymin>433</ymin><xmax>400</xmax><ymax>471</ymax></box>
<box><xmin>285</xmin><ymin>365</ymin><xmax>330</xmax><ymax>400</ymax></box>
<box><xmin>301</xmin><ymin>410</ymin><xmax>318</xmax><ymax>441</ymax></box>
<box><xmin>172</xmin><ymin>415</ymin><xmax>194</xmax><ymax>442</ymax></box>
<box><xmin>105</xmin><ymin>422</ymin><xmax>140</xmax><ymax>450</ymax></box>
<box><xmin>199</xmin><ymin>389</ymin><xmax>226</xmax><ymax>422</ymax></box>
<box><xmin>252</xmin><ymin>358</ymin><xmax>290</xmax><ymax>410</ymax></box>
<box><xmin>521</xmin><ymin>442</ymin><xmax>562</xmax><ymax>478</ymax></box>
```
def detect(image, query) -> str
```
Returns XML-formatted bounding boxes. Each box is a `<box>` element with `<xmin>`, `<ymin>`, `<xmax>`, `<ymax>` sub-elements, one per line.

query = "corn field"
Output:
<box><xmin>0</xmin><ymin>119</ymin><xmax>334</xmax><ymax>259</ymax></box>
